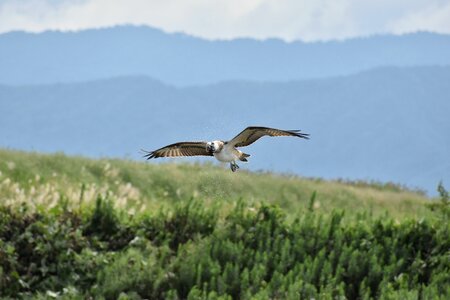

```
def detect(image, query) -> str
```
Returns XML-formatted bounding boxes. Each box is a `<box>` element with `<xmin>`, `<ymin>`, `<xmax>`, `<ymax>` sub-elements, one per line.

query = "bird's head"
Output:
<box><xmin>206</xmin><ymin>141</ymin><xmax>222</xmax><ymax>153</ymax></box>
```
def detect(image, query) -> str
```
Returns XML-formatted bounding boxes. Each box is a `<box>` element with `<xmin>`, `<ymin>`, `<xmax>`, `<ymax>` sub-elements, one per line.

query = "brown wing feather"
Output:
<box><xmin>143</xmin><ymin>142</ymin><xmax>213</xmax><ymax>159</ymax></box>
<box><xmin>229</xmin><ymin>126</ymin><xmax>309</xmax><ymax>147</ymax></box>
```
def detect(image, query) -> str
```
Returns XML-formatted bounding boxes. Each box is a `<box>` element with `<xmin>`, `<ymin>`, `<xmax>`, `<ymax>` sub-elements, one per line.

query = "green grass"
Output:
<box><xmin>0</xmin><ymin>148</ymin><xmax>435</xmax><ymax>220</ymax></box>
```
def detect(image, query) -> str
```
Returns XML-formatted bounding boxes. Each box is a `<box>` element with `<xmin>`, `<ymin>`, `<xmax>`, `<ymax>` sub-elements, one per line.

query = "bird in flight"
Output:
<box><xmin>143</xmin><ymin>126</ymin><xmax>309</xmax><ymax>172</ymax></box>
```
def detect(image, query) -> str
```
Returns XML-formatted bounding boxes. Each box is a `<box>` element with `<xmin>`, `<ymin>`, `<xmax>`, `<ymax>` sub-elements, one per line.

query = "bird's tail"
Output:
<box><xmin>239</xmin><ymin>152</ymin><xmax>251</xmax><ymax>162</ymax></box>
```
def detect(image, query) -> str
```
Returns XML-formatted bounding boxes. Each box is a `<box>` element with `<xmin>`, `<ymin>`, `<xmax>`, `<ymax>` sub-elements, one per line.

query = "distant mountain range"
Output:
<box><xmin>1</xmin><ymin>26</ymin><xmax>450</xmax><ymax>86</ymax></box>
<box><xmin>1</xmin><ymin>66</ymin><xmax>449</xmax><ymax>195</ymax></box>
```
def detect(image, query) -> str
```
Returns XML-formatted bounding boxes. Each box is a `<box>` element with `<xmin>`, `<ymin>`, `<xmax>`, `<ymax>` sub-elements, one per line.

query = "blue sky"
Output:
<box><xmin>1</xmin><ymin>0</ymin><xmax>449</xmax><ymax>41</ymax></box>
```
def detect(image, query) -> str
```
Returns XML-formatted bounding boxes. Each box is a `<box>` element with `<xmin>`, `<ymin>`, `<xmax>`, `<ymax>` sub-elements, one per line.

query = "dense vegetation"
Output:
<box><xmin>1</xmin><ymin>197</ymin><xmax>449</xmax><ymax>299</ymax></box>
<box><xmin>0</xmin><ymin>149</ymin><xmax>448</xmax><ymax>299</ymax></box>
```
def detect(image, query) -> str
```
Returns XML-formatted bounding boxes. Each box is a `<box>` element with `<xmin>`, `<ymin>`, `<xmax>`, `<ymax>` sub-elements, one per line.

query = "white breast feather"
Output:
<box><xmin>214</xmin><ymin>144</ymin><xmax>238</xmax><ymax>162</ymax></box>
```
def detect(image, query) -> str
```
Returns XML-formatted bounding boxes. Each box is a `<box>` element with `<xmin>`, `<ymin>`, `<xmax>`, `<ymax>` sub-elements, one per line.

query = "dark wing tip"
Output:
<box><xmin>299</xmin><ymin>133</ymin><xmax>310</xmax><ymax>139</ymax></box>
<box><xmin>141</xmin><ymin>149</ymin><xmax>156</xmax><ymax>160</ymax></box>
<box><xmin>289</xmin><ymin>130</ymin><xmax>310</xmax><ymax>139</ymax></box>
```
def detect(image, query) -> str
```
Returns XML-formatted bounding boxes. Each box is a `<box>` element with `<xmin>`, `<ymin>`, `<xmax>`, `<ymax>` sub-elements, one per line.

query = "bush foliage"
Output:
<box><xmin>1</xmin><ymin>198</ymin><xmax>449</xmax><ymax>299</ymax></box>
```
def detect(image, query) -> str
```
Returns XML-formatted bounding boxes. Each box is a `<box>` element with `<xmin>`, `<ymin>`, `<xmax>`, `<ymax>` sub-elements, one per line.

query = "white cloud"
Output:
<box><xmin>0</xmin><ymin>0</ymin><xmax>449</xmax><ymax>41</ymax></box>
<box><xmin>388</xmin><ymin>1</ymin><xmax>450</xmax><ymax>34</ymax></box>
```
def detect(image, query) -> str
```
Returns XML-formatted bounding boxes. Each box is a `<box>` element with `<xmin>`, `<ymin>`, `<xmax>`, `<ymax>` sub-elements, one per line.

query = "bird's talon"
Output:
<box><xmin>230</xmin><ymin>162</ymin><xmax>240</xmax><ymax>172</ymax></box>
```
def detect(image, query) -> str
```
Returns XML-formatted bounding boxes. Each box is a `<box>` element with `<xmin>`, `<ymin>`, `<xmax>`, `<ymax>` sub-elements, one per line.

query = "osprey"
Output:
<box><xmin>143</xmin><ymin>126</ymin><xmax>309</xmax><ymax>172</ymax></box>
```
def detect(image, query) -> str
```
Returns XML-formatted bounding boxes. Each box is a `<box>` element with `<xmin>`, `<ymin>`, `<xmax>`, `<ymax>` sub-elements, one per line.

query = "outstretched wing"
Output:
<box><xmin>229</xmin><ymin>126</ymin><xmax>309</xmax><ymax>148</ymax></box>
<box><xmin>143</xmin><ymin>142</ymin><xmax>213</xmax><ymax>159</ymax></box>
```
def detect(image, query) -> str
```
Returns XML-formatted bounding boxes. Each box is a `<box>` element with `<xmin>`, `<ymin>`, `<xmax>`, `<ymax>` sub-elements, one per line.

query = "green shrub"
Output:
<box><xmin>139</xmin><ymin>198</ymin><xmax>218</xmax><ymax>250</ymax></box>
<box><xmin>0</xmin><ymin>199</ymin><xmax>449</xmax><ymax>299</ymax></box>
<box><xmin>427</xmin><ymin>182</ymin><xmax>450</xmax><ymax>220</ymax></box>
<box><xmin>83</xmin><ymin>196</ymin><xmax>134</xmax><ymax>250</ymax></box>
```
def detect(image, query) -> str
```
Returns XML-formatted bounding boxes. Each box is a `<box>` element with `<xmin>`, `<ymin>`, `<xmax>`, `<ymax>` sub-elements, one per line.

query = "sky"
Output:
<box><xmin>0</xmin><ymin>0</ymin><xmax>450</xmax><ymax>41</ymax></box>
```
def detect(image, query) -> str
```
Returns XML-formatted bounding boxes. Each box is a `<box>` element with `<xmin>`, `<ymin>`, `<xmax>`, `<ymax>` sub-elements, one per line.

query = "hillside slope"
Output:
<box><xmin>0</xmin><ymin>149</ymin><xmax>433</xmax><ymax>220</ymax></box>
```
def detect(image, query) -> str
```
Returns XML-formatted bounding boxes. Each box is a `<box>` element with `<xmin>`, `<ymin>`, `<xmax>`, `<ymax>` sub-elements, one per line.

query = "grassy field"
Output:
<box><xmin>0</xmin><ymin>148</ymin><xmax>435</xmax><ymax>220</ymax></box>
<box><xmin>1</xmin><ymin>148</ymin><xmax>448</xmax><ymax>299</ymax></box>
